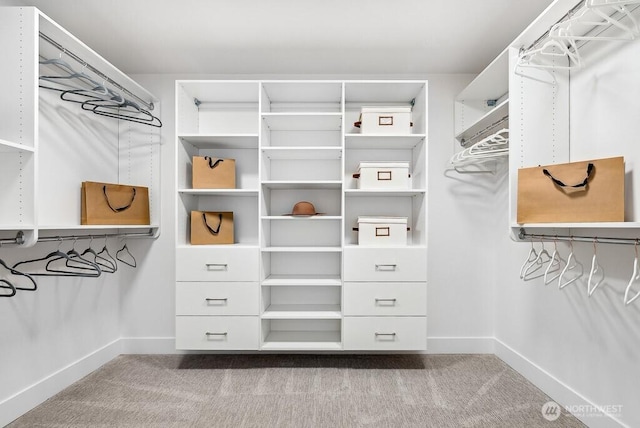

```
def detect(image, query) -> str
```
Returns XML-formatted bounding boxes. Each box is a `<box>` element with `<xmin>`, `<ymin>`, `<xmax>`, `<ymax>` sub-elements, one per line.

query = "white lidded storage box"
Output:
<box><xmin>355</xmin><ymin>161</ymin><xmax>410</xmax><ymax>189</ymax></box>
<box><xmin>356</xmin><ymin>216</ymin><xmax>408</xmax><ymax>246</ymax></box>
<box><xmin>355</xmin><ymin>106</ymin><xmax>412</xmax><ymax>134</ymax></box>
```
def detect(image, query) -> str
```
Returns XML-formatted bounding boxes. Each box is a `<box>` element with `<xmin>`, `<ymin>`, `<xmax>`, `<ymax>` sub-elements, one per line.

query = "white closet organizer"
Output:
<box><xmin>175</xmin><ymin>80</ymin><xmax>428</xmax><ymax>351</ymax></box>
<box><xmin>0</xmin><ymin>7</ymin><xmax>161</xmax><ymax>247</ymax></box>
<box><xmin>506</xmin><ymin>0</ymin><xmax>640</xmax><ymax>240</ymax></box>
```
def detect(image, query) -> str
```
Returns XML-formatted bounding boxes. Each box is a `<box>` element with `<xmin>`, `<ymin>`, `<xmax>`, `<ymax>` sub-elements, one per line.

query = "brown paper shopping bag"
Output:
<box><xmin>190</xmin><ymin>211</ymin><xmax>234</xmax><ymax>245</ymax></box>
<box><xmin>81</xmin><ymin>181</ymin><xmax>150</xmax><ymax>225</ymax></box>
<box><xmin>192</xmin><ymin>156</ymin><xmax>236</xmax><ymax>189</ymax></box>
<box><xmin>517</xmin><ymin>156</ymin><xmax>624</xmax><ymax>223</ymax></box>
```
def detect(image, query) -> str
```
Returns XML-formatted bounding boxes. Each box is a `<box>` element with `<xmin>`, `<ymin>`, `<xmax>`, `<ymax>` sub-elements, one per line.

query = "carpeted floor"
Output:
<box><xmin>8</xmin><ymin>354</ymin><xmax>584</xmax><ymax>427</ymax></box>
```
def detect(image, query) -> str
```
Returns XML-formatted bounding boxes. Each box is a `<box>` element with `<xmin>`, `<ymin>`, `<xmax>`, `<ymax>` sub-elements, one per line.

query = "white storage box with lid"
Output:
<box><xmin>355</xmin><ymin>106</ymin><xmax>412</xmax><ymax>134</ymax></box>
<box><xmin>354</xmin><ymin>161</ymin><xmax>410</xmax><ymax>189</ymax></box>
<box><xmin>356</xmin><ymin>216</ymin><xmax>408</xmax><ymax>246</ymax></box>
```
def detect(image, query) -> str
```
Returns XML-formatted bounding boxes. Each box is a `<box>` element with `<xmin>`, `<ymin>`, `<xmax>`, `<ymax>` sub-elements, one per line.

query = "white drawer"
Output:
<box><xmin>176</xmin><ymin>247</ymin><xmax>259</xmax><ymax>282</ymax></box>
<box><xmin>176</xmin><ymin>282</ymin><xmax>259</xmax><ymax>316</ymax></box>
<box><xmin>343</xmin><ymin>282</ymin><xmax>426</xmax><ymax>316</ymax></box>
<box><xmin>343</xmin><ymin>247</ymin><xmax>426</xmax><ymax>282</ymax></box>
<box><xmin>343</xmin><ymin>317</ymin><xmax>426</xmax><ymax>351</ymax></box>
<box><xmin>175</xmin><ymin>316</ymin><xmax>259</xmax><ymax>350</ymax></box>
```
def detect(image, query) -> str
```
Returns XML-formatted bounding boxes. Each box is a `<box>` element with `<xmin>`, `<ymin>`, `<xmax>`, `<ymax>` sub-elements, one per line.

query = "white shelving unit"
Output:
<box><xmin>0</xmin><ymin>7</ymin><xmax>161</xmax><ymax>247</ymax></box>
<box><xmin>175</xmin><ymin>80</ymin><xmax>428</xmax><ymax>352</ymax></box>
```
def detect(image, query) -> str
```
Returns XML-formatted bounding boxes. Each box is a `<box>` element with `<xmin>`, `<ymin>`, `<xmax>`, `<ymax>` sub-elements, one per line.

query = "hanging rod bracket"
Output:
<box><xmin>194</xmin><ymin>98</ymin><xmax>202</xmax><ymax>107</ymax></box>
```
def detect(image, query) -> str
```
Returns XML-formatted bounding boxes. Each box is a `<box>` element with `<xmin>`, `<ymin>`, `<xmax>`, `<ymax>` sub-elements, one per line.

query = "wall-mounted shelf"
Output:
<box><xmin>345</xmin><ymin>189</ymin><xmax>426</xmax><ymax>197</ymax></box>
<box><xmin>261</xmin><ymin>113</ymin><xmax>342</xmax><ymax>131</ymax></box>
<box><xmin>261</xmin><ymin>274</ymin><xmax>342</xmax><ymax>287</ymax></box>
<box><xmin>345</xmin><ymin>134</ymin><xmax>426</xmax><ymax>150</ymax></box>
<box><xmin>178</xmin><ymin>134</ymin><xmax>259</xmax><ymax>149</ymax></box>
<box><xmin>261</xmin><ymin>180</ymin><xmax>342</xmax><ymax>190</ymax></box>
<box><xmin>262</xmin><ymin>304</ymin><xmax>342</xmax><ymax>319</ymax></box>
<box><xmin>261</xmin><ymin>331</ymin><xmax>342</xmax><ymax>351</ymax></box>
<box><xmin>261</xmin><ymin>147</ymin><xmax>342</xmax><ymax>160</ymax></box>
<box><xmin>179</xmin><ymin>189</ymin><xmax>259</xmax><ymax>196</ymax></box>
<box><xmin>0</xmin><ymin>139</ymin><xmax>36</xmax><ymax>153</ymax></box>
<box><xmin>455</xmin><ymin>98</ymin><xmax>508</xmax><ymax>143</ymax></box>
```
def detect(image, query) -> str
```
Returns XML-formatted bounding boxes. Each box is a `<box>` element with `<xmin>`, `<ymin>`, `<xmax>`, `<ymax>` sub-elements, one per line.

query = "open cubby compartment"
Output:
<box><xmin>176</xmin><ymin>80</ymin><xmax>260</xmax><ymax>135</ymax></box>
<box><xmin>177</xmin><ymin>193</ymin><xmax>258</xmax><ymax>246</ymax></box>
<box><xmin>344</xmin><ymin>81</ymin><xmax>427</xmax><ymax>135</ymax></box>
<box><xmin>177</xmin><ymin>137</ymin><xmax>259</xmax><ymax>191</ymax></box>
<box><xmin>261</xmin><ymin>286</ymin><xmax>341</xmax><ymax>317</ymax></box>
<box><xmin>344</xmin><ymin>194</ymin><xmax>426</xmax><ymax>246</ymax></box>
<box><xmin>260</xmin><ymin>251</ymin><xmax>342</xmax><ymax>283</ymax></box>
<box><xmin>262</xmin><ymin>217</ymin><xmax>341</xmax><ymax>248</ymax></box>
<box><xmin>344</xmin><ymin>143</ymin><xmax>426</xmax><ymax>190</ymax></box>
<box><xmin>261</xmin><ymin>150</ymin><xmax>342</xmax><ymax>182</ymax></box>
<box><xmin>261</xmin><ymin>319</ymin><xmax>342</xmax><ymax>350</ymax></box>
<box><xmin>260</xmin><ymin>81</ymin><xmax>343</xmax><ymax>113</ymax></box>
<box><xmin>261</xmin><ymin>187</ymin><xmax>341</xmax><ymax>218</ymax></box>
<box><xmin>260</xmin><ymin>112</ymin><xmax>342</xmax><ymax>148</ymax></box>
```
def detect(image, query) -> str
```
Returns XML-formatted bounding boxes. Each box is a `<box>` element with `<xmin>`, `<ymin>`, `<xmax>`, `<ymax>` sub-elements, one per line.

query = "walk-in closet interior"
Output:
<box><xmin>1</xmin><ymin>0</ymin><xmax>639</xmax><ymax>426</ymax></box>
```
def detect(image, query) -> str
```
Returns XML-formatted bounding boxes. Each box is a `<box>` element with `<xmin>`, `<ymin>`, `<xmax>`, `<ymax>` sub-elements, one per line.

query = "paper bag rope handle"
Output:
<box><xmin>203</xmin><ymin>213</ymin><xmax>223</xmax><ymax>235</ymax></box>
<box><xmin>103</xmin><ymin>185</ymin><xmax>136</xmax><ymax>212</ymax></box>
<box><xmin>204</xmin><ymin>156</ymin><xmax>224</xmax><ymax>169</ymax></box>
<box><xmin>542</xmin><ymin>163</ymin><xmax>594</xmax><ymax>188</ymax></box>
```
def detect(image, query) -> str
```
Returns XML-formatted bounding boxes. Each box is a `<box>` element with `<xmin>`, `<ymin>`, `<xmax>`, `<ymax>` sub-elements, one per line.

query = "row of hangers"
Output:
<box><xmin>0</xmin><ymin>237</ymin><xmax>137</xmax><ymax>298</ymax></box>
<box><xmin>520</xmin><ymin>238</ymin><xmax>640</xmax><ymax>306</ymax></box>
<box><xmin>517</xmin><ymin>0</ymin><xmax>640</xmax><ymax>70</ymax></box>
<box><xmin>450</xmin><ymin>128</ymin><xmax>509</xmax><ymax>168</ymax></box>
<box><xmin>39</xmin><ymin>56</ymin><xmax>162</xmax><ymax>128</ymax></box>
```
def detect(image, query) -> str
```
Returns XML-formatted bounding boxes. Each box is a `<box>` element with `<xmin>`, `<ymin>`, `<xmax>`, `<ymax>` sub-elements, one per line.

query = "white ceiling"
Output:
<box><xmin>24</xmin><ymin>0</ymin><xmax>554</xmax><ymax>75</ymax></box>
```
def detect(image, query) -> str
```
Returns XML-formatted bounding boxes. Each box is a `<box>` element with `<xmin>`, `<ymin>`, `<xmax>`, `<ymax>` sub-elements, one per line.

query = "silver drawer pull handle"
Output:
<box><xmin>205</xmin><ymin>332</ymin><xmax>228</xmax><ymax>336</ymax></box>
<box><xmin>375</xmin><ymin>298</ymin><xmax>397</xmax><ymax>304</ymax></box>
<box><xmin>205</xmin><ymin>298</ymin><xmax>228</xmax><ymax>303</ymax></box>
<box><xmin>375</xmin><ymin>332</ymin><xmax>397</xmax><ymax>337</ymax></box>
<box><xmin>206</xmin><ymin>263</ymin><xmax>228</xmax><ymax>271</ymax></box>
<box><xmin>375</xmin><ymin>264</ymin><xmax>397</xmax><ymax>271</ymax></box>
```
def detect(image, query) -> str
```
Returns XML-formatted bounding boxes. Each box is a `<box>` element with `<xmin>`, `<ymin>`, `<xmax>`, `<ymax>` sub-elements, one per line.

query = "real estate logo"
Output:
<box><xmin>542</xmin><ymin>401</ymin><xmax>562</xmax><ymax>421</ymax></box>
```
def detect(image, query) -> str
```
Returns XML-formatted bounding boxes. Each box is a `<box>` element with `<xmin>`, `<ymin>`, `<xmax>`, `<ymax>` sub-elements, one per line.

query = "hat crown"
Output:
<box><xmin>291</xmin><ymin>201</ymin><xmax>316</xmax><ymax>215</ymax></box>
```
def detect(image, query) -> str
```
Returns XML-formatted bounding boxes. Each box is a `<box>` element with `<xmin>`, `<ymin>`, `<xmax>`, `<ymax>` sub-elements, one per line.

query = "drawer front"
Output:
<box><xmin>343</xmin><ymin>282</ymin><xmax>426</xmax><ymax>316</ymax></box>
<box><xmin>176</xmin><ymin>316</ymin><xmax>259</xmax><ymax>350</ymax></box>
<box><xmin>176</xmin><ymin>247</ymin><xmax>259</xmax><ymax>282</ymax></box>
<box><xmin>176</xmin><ymin>282</ymin><xmax>258</xmax><ymax>316</ymax></box>
<box><xmin>343</xmin><ymin>247</ymin><xmax>426</xmax><ymax>282</ymax></box>
<box><xmin>343</xmin><ymin>317</ymin><xmax>426</xmax><ymax>351</ymax></box>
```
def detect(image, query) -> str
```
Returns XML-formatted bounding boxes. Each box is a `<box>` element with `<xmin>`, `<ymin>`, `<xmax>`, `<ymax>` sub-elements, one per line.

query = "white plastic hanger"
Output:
<box><xmin>559</xmin><ymin>238</ymin><xmax>584</xmax><ymax>289</ymax></box>
<box><xmin>623</xmin><ymin>240</ymin><xmax>640</xmax><ymax>305</ymax></box>
<box><xmin>520</xmin><ymin>239</ymin><xmax>539</xmax><ymax>279</ymax></box>
<box><xmin>517</xmin><ymin>38</ymin><xmax>582</xmax><ymax>70</ymax></box>
<box><xmin>522</xmin><ymin>239</ymin><xmax>552</xmax><ymax>280</ymax></box>
<box><xmin>544</xmin><ymin>239</ymin><xmax>566</xmax><ymax>285</ymax></box>
<box><xmin>587</xmin><ymin>239</ymin><xmax>605</xmax><ymax>297</ymax></box>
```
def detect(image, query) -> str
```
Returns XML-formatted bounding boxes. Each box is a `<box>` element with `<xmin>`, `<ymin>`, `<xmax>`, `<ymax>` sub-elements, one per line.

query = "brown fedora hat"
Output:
<box><xmin>284</xmin><ymin>201</ymin><xmax>324</xmax><ymax>216</ymax></box>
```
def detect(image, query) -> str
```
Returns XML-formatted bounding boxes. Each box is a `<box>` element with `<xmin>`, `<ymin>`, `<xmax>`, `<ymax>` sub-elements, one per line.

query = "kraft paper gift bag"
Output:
<box><xmin>190</xmin><ymin>211</ymin><xmax>234</xmax><ymax>245</ymax></box>
<box><xmin>192</xmin><ymin>156</ymin><xmax>236</xmax><ymax>189</ymax></box>
<box><xmin>517</xmin><ymin>156</ymin><xmax>624</xmax><ymax>223</ymax></box>
<box><xmin>81</xmin><ymin>181</ymin><xmax>150</xmax><ymax>225</ymax></box>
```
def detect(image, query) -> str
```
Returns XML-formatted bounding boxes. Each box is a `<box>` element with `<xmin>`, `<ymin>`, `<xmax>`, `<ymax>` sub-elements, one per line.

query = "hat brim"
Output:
<box><xmin>282</xmin><ymin>212</ymin><xmax>326</xmax><ymax>216</ymax></box>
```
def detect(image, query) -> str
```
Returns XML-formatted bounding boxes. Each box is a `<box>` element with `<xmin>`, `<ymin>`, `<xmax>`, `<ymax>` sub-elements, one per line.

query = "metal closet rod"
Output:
<box><xmin>519</xmin><ymin>228</ymin><xmax>640</xmax><ymax>246</ymax></box>
<box><xmin>461</xmin><ymin>115</ymin><xmax>509</xmax><ymax>147</ymax></box>
<box><xmin>39</xmin><ymin>32</ymin><xmax>154</xmax><ymax>111</ymax></box>
<box><xmin>0</xmin><ymin>230</ymin><xmax>155</xmax><ymax>246</ymax></box>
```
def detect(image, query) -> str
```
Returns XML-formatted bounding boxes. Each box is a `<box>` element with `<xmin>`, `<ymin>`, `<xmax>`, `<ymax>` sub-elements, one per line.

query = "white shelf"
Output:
<box><xmin>514</xmin><ymin>222</ymin><xmax>640</xmax><ymax>230</ymax></box>
<box><xmin>344</xmin><ymin>134</ymin><xmax>426</xmax><ymax>150</ymax></box>
<box><xmin>0</xmin><ymin>139</ymin><xmax>35</xmax><ymax>153</ymax></box>
<box><xmin>455</xmin><ymin>98</ymin><xmax>509</xmax><ymax>143</ymax></box>
<box><xmin>177</xmin><ymin>243</ymin><xmax>260</xmax><ymax>249</ymax></box>
<box><xmin>344</xmin><ymin>244</ymin><xmax>427</xmax><ymax>249</ymax></box>
<box><xmin>261</xmin><ymin>81</ymin><xmax>342</xmax><ymax>106</ymax></box>
<box><xmin>38</xmin><ymin>224</ymin><xmax>160</xmax><ymax>231</ymax></box>
<box><xmin>178</xmin><ymin>189</ymin><xmax>259</xmax><ymax>196</ymax></box>
<box><xmin>178</xmin><ymin>134</ymin><xmax>259</xmax><ymax>149</ymax></box>
<box><xmin>261</xmin><ymin>180</ymin><xmax>342</xmax><ymax>190</ymax></box>
<box><xmin>345</xmin><ymin>189</ymin><xmax>426</xmax><ymax>197</ymax></box>
<box><xmin>261</xmin><ymin>147</ymin><xmax>342</xmax><ymax>160</ymax></box>
<box><xmin>262</xmin><ymin>304</ymin><xmax>342</xmax><ymax>319</ymax></box>
<box><xmin>0</xmin><ymin>225</ymin><xmax>35</xmax><ymax>231</ymax></box>
<box><xmin>261</xmin><ymin>113</ymin><xmax>342</xmax><ymax>131</ymax></box>
<box><xmin>262</xmin><ymin>274</ymin><xmax>342</xmax><ymax>287</ymax></box>
<box><xmin>345</xmin><ymin>81</ymin><xmax>426</xmax><ymax>104</ymax></box>
<box><xmin>261</xmin><ymin>331</ymin><xmax>342</xmax><ymax>351</ymax></box>
<box><xmin>456</xmin><ymin>49</ymin><xmax>509</xmax><ymax>101</ymax></box>
<box><xmin>261</xmin><ymin>216</ymin><xmax>341</xmax><ymax>221</ymax></box>
<box><xmin>261</xmin><ymin>246</ymin><xmax>342</xmax><ymax>253</ymax></box>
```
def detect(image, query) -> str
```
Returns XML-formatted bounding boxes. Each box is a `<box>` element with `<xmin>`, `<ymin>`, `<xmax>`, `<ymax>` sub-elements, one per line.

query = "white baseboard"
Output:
<box><xmin>426</xmin><ymin>336</ymin><xmax>495</xmax><ymax>354</ymax></box>
<box><xmin>0</xmin><ymin>339</ymin><xmax>122</xmax><ymax>428</ymax></box>
<box><xmin>494</xmin><ymin>338</ymin><xmax>628</xmax><ymax>428</ymax></box>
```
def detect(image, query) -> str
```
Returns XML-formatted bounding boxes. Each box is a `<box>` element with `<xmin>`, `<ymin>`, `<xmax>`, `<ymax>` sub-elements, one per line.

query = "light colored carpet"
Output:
<box><xmin>8</xmin><ymin>354</ymin><xmax>584</xmax><ymax>427</ymax></box>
